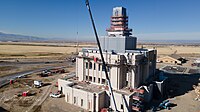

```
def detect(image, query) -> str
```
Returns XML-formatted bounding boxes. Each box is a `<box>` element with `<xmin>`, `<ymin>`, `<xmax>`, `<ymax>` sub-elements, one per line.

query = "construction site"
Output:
<box><xmin>0</xmin><ymin>1</ymin><xmax>200</xmax><ymax>112</ymax></box>
<box><xmin>56</xmin><ymin>3</ymin><xmax>200</xmax><ymax>112</ymax></box>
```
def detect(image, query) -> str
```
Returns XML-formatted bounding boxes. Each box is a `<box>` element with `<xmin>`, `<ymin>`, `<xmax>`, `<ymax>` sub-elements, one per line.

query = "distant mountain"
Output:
<box><xmin>0</xmin><ymin>32</ymin><xmax>48</xmax><ymax>42</ymax></box>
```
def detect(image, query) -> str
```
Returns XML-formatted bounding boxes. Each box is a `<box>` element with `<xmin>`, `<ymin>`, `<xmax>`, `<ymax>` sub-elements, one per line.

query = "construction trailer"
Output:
<box><xmin>157</xmin><ymin>54</ymin><xmax>186</xmax><ymax>65</ymax></box>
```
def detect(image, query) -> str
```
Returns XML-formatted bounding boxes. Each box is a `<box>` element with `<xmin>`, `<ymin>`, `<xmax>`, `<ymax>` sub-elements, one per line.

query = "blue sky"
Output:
<box><xmin>0</xmin><ymin>0</ymin><xmax>200</xmax><ymax>41</ymax></box>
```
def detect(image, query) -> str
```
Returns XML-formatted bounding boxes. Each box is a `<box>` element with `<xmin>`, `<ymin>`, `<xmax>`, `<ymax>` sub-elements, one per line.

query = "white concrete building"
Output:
<box><xmin>58</xmin><ymin>7</ymin><xmax>157</xmax><ymax>112</ymax></box>
<box><xmin>76</xmin><ymin>48</ymin><xmax>156</xmax><ymax>90</ymax></box>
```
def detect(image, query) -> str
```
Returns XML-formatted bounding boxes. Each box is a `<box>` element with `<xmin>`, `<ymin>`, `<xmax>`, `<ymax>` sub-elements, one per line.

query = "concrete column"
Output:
<box><xmin>96</xmin><ymin>63</ymin><xmax>98</xmax><ymax>83</ymax></box>
<box><xmin>117</xmin><ymin>67</ymin><xmax>119</xmax><ymax>89</ymax></box>
<box><xmin>77</xmin><ymin>58</ymin><xmax>84</xmax><ymax>81</ymax></box>
<box><xmin>87</xmin><ymin>61</ymin><xmax>89</xmax><ymax>81</ymax></box>
<box><xmin>128</xmin><ymin>68</ymin><xmax>132</xmax><ymax>87</ymax></box>
<box><xmin>83</xmin><ymin>60</ymin><xmax>86</xmax><ymax>81</ymax></box>
<box><xmin>131</xmin><ymin>68</ymin><xmax>136</xmax><ymax>88</ymax></box>
<box><xmin>76</xmin><ymin>58</ymin><xmax>78</xmax><ymax>77</ymax></box>
<box><xmin>92</xmin><ymin>62</ymin><xmax>94</xmax><ymax>82</ymax></box>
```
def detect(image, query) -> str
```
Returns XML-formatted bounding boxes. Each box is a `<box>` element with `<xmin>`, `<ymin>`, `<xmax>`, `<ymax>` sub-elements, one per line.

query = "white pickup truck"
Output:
<box><xmin>49</xmin><ymin>93</ymin><xmax>61</xmax><ymax>98</ymax></box>
<box><xmin>34</xmin><ymin>80</ymin><xmax>43</xmax><ymax>88</ymax></box>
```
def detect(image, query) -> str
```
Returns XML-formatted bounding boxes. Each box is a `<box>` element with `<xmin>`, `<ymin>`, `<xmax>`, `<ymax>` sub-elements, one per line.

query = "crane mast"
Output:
<box><xmin>85</xmin><ymin>0</ymin><xmax>118</xmax><ymax>111</ymax></box>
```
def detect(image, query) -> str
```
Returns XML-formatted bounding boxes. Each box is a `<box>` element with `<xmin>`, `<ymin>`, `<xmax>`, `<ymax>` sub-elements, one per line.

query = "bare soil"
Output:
<box><xmin>0</xmin><ymin>42</ymin><xmax>200</xmax><ymax>112</ymax></box>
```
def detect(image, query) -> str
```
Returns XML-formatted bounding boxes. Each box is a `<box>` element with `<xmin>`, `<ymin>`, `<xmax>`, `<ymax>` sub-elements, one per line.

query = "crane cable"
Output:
<box><xmin>85</xmin><ymin>0</ymin><xmax>118</xmax><ymax>111</ymax></box>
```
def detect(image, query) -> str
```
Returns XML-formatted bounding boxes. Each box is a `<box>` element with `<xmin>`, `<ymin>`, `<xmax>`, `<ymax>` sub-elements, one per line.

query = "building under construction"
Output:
<box><xmin>58</xmin><ymin>7</ymin><xmax>157</xmax><ymax>112</ymax></box>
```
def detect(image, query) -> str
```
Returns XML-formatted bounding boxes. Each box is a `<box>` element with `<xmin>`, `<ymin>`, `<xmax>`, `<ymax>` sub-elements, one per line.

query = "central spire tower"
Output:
<box><xmin>100</xmin><ymin>7</ymin><xmax>137</xmax><ymax>53</ymax></box>
<box><xmin>106</xmin><ymin>7</ymin><xmax>132</xmax><ymax>36</ymax></box>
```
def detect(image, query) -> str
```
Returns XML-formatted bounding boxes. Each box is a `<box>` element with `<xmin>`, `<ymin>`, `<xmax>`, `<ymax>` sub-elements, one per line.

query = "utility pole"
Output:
<box><xmin>76</xmin><ymin>31</ymin><xmax>79</xmax><ymax>54</ymax></box>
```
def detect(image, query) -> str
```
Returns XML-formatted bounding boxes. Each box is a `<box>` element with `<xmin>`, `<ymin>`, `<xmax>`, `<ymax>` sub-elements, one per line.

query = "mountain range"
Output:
<box><xmin>0</xmin><ymin>32</ymin><xmax>48</xmax><ymax>42</ymax></box>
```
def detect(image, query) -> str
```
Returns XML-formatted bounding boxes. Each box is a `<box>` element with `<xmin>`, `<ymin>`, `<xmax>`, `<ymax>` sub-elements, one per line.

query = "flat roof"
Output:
<box><xmin>81</xmin><ymin>47</ymin><xmax>155</xmax><ymax>54</ymax></box>
<box><xmin>66</xmin><ymin>79</ymin><xmax>104</xmax><ymax>93</ymax></box>
<box><xmin>114</xmin><ymin>87</ymin><xmax>133</xmax><ymax>95</ymax></box>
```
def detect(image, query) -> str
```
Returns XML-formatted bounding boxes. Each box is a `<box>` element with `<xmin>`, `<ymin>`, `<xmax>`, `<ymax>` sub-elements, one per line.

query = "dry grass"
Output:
<box><xmin>0</xmin><ymin>42</ymin><xmax>96</xmax><ymax>59</ymax></box>
<box><xmin>0</xmin><ymin>42</ymin><xmax>199</xmax><ymax>59</ymax></box>
<box><xmin>0</xmin><ymin>41</ymin><xmax>97</xmax><ymax>59</ymax></box>
<box><xmin>0</xmin><ymin>66</ymin><xmax>17</xmax><ymax>71</ymax></box>
<box><xmin>0</xmin><ymin>44</ymin><xmax>78</xmax><ymax>58</ymax></box>
<box><xmin>0</xmin><ymin>44</ymin><xmax>76</xmax><ymax>54</ymax></box>
<box><xmin>138</xmin><ymin>45</ymin><xmax>200</xmax><ymax>57</ymax></box>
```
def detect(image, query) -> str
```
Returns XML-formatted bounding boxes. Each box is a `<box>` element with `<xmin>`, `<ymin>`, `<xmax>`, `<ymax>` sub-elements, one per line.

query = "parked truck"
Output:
<box><xmin>34</xmin><ymin>80</ymin><xmax>43</xmax><ymax>88</ymax></box>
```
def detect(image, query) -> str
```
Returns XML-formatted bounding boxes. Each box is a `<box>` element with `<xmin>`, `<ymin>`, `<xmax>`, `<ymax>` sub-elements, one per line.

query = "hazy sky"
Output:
<box><xmin>0</xmin><ymin>0</ymin><xmax>200</xmax><ymax>41</ymax></box>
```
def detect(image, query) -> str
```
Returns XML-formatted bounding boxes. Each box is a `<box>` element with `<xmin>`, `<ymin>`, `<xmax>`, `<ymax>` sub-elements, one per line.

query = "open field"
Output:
<box><xmin>0</xmin><ymin>42</ymin><xmax>200</xmax><ymax>112</ymax></box>
<box><xmin>138</xmin><ymin>44</ymin><xmax>200</xmax><ymax>57</ymax></box>
<box><xmin>0</xmin><ymin>44</ymin><xmax>75</xmax><ymax>58</ymax></box>
<box><xmin>0</xmin><ymin>42</ymin><xmax>95</xmax><ymax>77</ymax></box>
<box><xmin>0</xmin><ymin>42</ymin><xmax>200</xmax><ymax>59</ymax></box>
<box><xmin>0</xmin><ymin>42</ymin><xmax>96</xmax><ymax>59</ymax></box>
<box><xmin>0</xmin><ymin>42</ymin><xmax>199</xmax><ymax>77</ymax></box>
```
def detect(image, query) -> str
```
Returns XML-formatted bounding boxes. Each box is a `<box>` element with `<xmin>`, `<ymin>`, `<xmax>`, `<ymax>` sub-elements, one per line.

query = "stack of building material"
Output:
<box><xmin>193</xmin><ymin>83</ymin><xmax>200</xmax><ymax>101</ymax></box>
<box><xmin>132</xmin><ymin>89</ymin><xmax>145</xmax><ymax>112</ymax></box>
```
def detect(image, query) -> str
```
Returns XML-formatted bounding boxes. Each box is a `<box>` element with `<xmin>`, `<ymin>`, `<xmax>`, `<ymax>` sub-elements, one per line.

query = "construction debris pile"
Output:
<box><xmin>193</xmin><ymin>83</ymin><xmax>200</xmax><ymax>101</ymax></box>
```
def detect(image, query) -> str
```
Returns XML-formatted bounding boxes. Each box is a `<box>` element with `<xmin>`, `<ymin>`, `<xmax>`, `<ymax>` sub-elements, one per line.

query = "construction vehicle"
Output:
<box><xmin>158</xmin><ymin>100</ymin><xmax>171</xmax><ymax>110</ymax></box>
<box><xmin>49</xmin><ymin>90</ymin><xmax>62</xmax><ymax>98</ymax></box>
<box><xmin>38</xmin><ymin>68</ymin><xmax>65</xmax><ymax>77</ymax></box>
<box><xmin>34</xmin><ymin>80</ymin><xmax>43</xmax><ymax>88</ymax></box>
<box><xmin>49</xmin><ymin>93</ymin><xmax>61</xmax><ymax>98</ymax></box>
<box><xmin>38</xmin><ymin>70</ymin><xmax>51</xmax><ymax>77</ymax></box>
<box><xmin>152</xmin><ymin>100</ymin><xmax>172</xmax><ymax>111</ymax></box>
<box><xmin>15</xmin><ymin>91</ymin><xmax>36</xmax><ymax>97</ymax></box>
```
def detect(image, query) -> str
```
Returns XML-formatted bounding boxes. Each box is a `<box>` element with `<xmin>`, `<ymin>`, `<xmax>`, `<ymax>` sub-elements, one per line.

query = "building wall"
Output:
<box><xmin>100</xmin><ymin>36</ymin><xmax>137</xmax><ymax>53</ymax></box>
<box><xmin>110</xmin><ymin>92</ymin><xmax>132</xmax><ymax>112</ymax></box>
<box><xmin>125</xmin><ymin>37</ymin><xmax>137</xmax><ymax>50</ymax></box>
<box><xmin>58</xmin><ymin>79</ymin><xmax>106</xmax><ymax>111</ymax></box>
<box><xmin>77</xmin><ymin>52</ymin><xmax>127</xmax><ymax>90</ymax></box>
<box><xmin>148</xmin><ymin>50</ymin><xmax>157</xmax><ymax>77</ymax></box>
<box><xmin>77</xmin><ymin>49</ymin><xmax>157</xmax><ymax>90</ymax></box>
<box><xmin>60</xmin><ymin>48</ymin><xmax>157</xmax><ymax>111</ymax></box>
<box><xmin>96</xmin><ymin>91</ymin><xmax>108</xmax><ymax>110</ymax></box>
<box><xmin>127</xmin><ymin>50</ymin><xmax>157</xmax><ymax>88</ymax></box>
<box><xmin>119</xmin><ymin>65</ymin><xmax>127</xmax><ymax>89</ymax></box>
<box><xmin>110</xmin><ymin>67</ymin><xmax>119</xmax><ymax>89</ymax></box>
<box><xmin>76</xmin><ymin>58</ymin><xmax>84</xmax><ymax>81</ymax></box>
<box><xmin>131</xmin><ymin>66</ymin><xmax>139</xmax><ymax>88</ymax></box>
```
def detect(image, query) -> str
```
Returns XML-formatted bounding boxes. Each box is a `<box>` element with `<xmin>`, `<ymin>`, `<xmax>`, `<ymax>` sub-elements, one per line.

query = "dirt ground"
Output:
<box><xmin>40</xmin><ymin>85</ymin><xmax>87</xmax><ymax>112</ymax></box>
<box><xmin>0</xmin><ymin>65</ymin><xmax>76</xmax><ymax>112</ymax></box>
<box><xmin>155</xmin><ymin>62</ymin><xmax>200</xmax><ymax>112</ymax></box>
<box><xmin>158</xmin><ymin>73</ymin><xmax>200</xmax><ymax>112</ymax></box>
<box><xmin>0</xmin><ymin>42</ymin><xmax>200</xmax><ymax>112</ymax></box>
<box><xmin>162</xmin><ymin>91</ymin><xmax>200</xmax><ymax>112</ymax></box>
<box><xmin>0</xmin><ymin>42</ymin><xmax>83</xmax><ymax>112</ymax></box>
